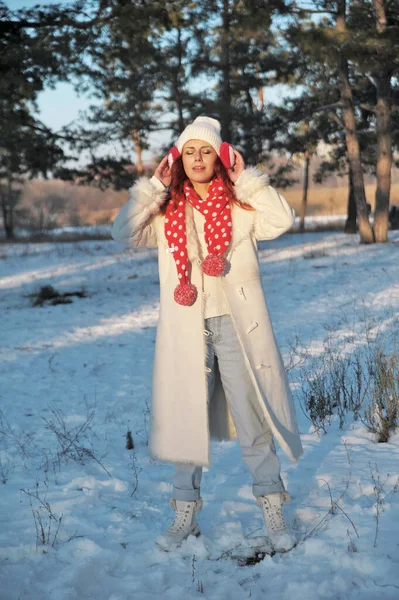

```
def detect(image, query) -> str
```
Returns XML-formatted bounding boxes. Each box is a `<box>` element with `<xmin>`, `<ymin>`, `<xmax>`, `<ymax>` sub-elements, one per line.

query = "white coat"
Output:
<box><xmin>111</xmin><ymin>167</ymin><xmax>303</xmax><ymax>466</ymax></box>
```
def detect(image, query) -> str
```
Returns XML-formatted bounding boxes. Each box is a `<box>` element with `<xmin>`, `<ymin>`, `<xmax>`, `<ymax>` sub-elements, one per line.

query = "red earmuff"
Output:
<box><xmin>220</xmin><ymin>142</ymin><xmax>235</xmax><ymax>170</ymax></box>
<box><xmin>167</xmin><ymin>146</ymin><xmax>181</xmax><ymax>169</ymax></box>
<box><xmin>168</xmin><ymin>142</ymin><xmax>235</xmax><ymax>170</ymax></box>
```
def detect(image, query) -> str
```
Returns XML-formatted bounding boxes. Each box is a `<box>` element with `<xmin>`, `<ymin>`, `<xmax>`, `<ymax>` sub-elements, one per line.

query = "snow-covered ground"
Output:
<box><xmin>1</xmin><ymin>230</ymin><xmax>399</xmax><ymax>600</ymax></box>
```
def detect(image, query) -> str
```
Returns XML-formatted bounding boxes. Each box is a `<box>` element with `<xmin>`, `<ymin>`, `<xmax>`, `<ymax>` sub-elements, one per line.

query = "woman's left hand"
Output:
<box><xmin>227</xmin><ymin>149</ymin><xmax>245</xmax><ymax>183</ymax></box>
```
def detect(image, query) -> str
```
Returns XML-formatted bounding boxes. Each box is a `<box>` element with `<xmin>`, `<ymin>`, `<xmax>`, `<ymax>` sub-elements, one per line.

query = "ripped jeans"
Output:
<box><xmin>172</xmin><ymin>314</ymin><xmax>287</xmax><ymax>501</ymax></box>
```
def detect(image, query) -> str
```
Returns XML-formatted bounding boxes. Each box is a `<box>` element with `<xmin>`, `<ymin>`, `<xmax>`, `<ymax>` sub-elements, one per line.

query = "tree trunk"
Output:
<box><xmin>373</xmin><ymin>1</ymin><xmax>391</xmax><ymax>243</ymax></box>
<box><xmin>300</xmin><ymin>148</ymin><xmax>310</xmax><ymax>232</ymax></box>
<box><xmin>374</xmin><ymin>77</ymin><xmax>391</xmax><ymax>242</ymax></box>
<box><xmin>4</xmin><ymin>221</ymin><xmax>13</xmax><ymax>239</ymax></box>
<box><xmin>133</xmin><ymin>130</ymin><xmax>144</xmax><ymax>175</ymax></box>
<box><xmin>1</xmin><ymin>188</ymin><xmax>9</xmax><ymax>238</ymax></box>
<box><xmin>258</xmin><ymin>86</ymin><xmax>264</xmax><ymax>110</ymax></box>
<box><xmin>373</xmin><ymin>0</ymin><xmax>387</xmax><ymax>32</ymax></box>
<box><xmin>1</xmin><ymin>178</ymin><xmax>15</xmax><ymax>239</ymax></box>
<box><xmin>244</xmin><ymin>86</ymin><xmax>262</xmax><ymax>164</ymax></box>
<box><xmin>344</xmin><ymin>164</ymin><xmax>357</xmax><ymax>233</ymax></box>
<box><xmin>336</xmin><ymin>1</ymin><xmax>375</xmax><ymax>243</ymax></box>
<box><xmin>220</xmin><ymin>0</ymin><xmax>232</xmax><ymax>141</ymax></box>
<box><xmin>339</xmin><ymin>70</ymin><xmax>374</xmax><ymax>242</ymax></box>
<box><xmin>173</xmin><ymin>25</ymin><xmax>185</xmax><ymax>133</ymax></box>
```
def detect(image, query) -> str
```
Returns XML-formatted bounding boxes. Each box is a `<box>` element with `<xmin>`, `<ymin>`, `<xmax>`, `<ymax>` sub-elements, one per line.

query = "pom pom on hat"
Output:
<box><xmin>193</xmin><ymin>116</ymin><xmax>221</xmax><ymax>133</ymax></box>
<box><xmin>174</xmin><ymin>283</ymin><xmax>198</xmax><ymax>306</ymax></box>
<box><xmin>176</xmin><ymin>116</ymin><xmax>222</xmax><ymax>155</ymax></box>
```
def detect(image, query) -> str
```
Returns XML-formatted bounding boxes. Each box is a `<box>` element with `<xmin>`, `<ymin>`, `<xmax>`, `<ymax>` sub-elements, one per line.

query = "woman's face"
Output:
<box><xmin>181</xmin><ymin>139</ymin><xmax>218</xmax><ymax>184</ymax></box>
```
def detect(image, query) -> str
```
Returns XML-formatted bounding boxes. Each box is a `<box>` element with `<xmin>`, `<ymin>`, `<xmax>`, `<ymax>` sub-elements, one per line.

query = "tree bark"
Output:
<box><xmin>133</xmin><ymin>130</ymin><xmax>144</xmax><ymax>175</ymax></box>
<box><xmin>344</xmin><ymin>164</ymin><xmax>357</xmax><ymax>233</ymax></box>
<box><xmin>373</xmin><ymin>1</ymin><xmax>391</xmax><ymax>243</ymax></box>
<box><xmin>374</xmin><ymin>76</ymin><xmax>391</xmax><ymax>242</ymax></box>
<box><xmin>173</xmin><ymin>25</ymin><xmax>185</xmax><ymax>133</ymax></box>
<box><xmin>220</xmin><ymin>0</ymin><xmax>232</xmax><ymax>141</ymax></box>
<box><xmin>0</xmin><ymin>189</ymin><xmax>8</xmax><ymax>239</ymax></box>
<box><xmin>336</xmin><ymin>0</ymin><xmax>375</xmax><ymax>243</ymax></box>
<box><xmin>1</xmin><ymin>179</ymin><xmax>15</xmax><ymax>239</ymax></box>
<box><xmin>373</xmin><ymin>0</ymin><xmax>387</xmax><ymax>32</ymax></box>
<box><xmin>258</xmin><ymin>86</ymin><xmax>264</xmax><ymax>110</ymax></box>
<box><xmin>300</xmin><ymin>148</ymin><xmax>310</xmax><ymax>232</ymax></box>
<box><xmin>244</xmin><ymin>85</ymin><xmax>263</xmax><ymax>164</ymax></box>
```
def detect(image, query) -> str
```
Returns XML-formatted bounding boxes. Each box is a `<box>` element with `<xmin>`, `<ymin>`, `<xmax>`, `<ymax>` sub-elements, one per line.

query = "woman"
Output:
<box><xmin>111</xmin><ymin>116</ymin><xmax>303</xmax><ymax>553</ymax></box>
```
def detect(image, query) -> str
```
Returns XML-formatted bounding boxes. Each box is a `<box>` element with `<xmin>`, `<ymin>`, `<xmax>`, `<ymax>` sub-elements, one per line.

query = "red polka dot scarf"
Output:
<box><xmin>164</xmin><ymin>177</ymin><xmax>232</xmax><ymax>306</ymax></box>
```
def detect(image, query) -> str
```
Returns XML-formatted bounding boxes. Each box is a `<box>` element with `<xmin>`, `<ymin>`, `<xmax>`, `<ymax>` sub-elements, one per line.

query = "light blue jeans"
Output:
<box><xmin>172</xmin><ymin>314</ymin><xmax>287</xmax><ymax>501</ymax></box>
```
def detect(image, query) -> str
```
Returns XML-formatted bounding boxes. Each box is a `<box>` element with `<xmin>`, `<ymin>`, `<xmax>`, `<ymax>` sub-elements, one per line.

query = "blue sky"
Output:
<box><xmin>7</xmin><ymin>0</ymin><xmax>171</xmax><ymax>162</ymax></box>
<box><xmin>8</xmin><ymin>3</ymin><xmax>99</xmax><ymax>131</ymax></box>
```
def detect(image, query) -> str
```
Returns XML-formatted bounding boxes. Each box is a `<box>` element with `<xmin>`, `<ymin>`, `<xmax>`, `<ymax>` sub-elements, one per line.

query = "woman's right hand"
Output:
<box><xmin>154</xmin><ymin>155</ymin><xmax>172</xmax><ymax>187</ymax></box>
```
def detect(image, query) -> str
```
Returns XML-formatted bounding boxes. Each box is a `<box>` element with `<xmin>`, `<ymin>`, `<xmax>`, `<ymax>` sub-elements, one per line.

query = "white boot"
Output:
<box><xmin>156</xmin><ymin>498</ymin><xmax>202</xmax><ymax>551</ymax></box>
<box><xmin>257</xmin><ymin>492</ymin><xmax>296</xmax><ymax>552</ymax></box>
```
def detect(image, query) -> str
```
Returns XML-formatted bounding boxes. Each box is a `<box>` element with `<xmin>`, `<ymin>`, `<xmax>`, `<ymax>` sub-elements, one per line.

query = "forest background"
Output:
<box><xmin>1</xmin><ymin>0</ymin><xmax>399</xmax><ymax>243</ymax></box>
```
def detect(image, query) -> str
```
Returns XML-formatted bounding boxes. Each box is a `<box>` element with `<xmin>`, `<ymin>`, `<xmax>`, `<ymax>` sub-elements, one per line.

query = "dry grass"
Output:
<box><xmin>20</xmin><ymin>179</ymin><xmax>128</xmax><ymax>227</ymax></box>
<box><xmin>284</xmin><ymin>183</ymin><xmax>399</xmax><ymax>217</ymax></box>
<box><xmin>12</xmin><ymin>167</ymin><xmax>399</xmax><ymax>229</ymax></box>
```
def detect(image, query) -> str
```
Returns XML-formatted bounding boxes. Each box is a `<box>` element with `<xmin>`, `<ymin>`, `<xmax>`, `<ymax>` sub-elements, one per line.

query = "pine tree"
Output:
<box><xmin>155</xmin><ymin>0</ymin><xmax>200</xmax><ymax>140</ymax></box>
<box><xmin>335</xmin><ymin>0</ymin><xmax>375</xmax><ymax>242</ymax></box>
<box><xmin>346</xmin><ymin>0</ymin><xmax>399</xmax><ymax>242</ymax></box>
<box><xmin>65</xmin><ymin>1</ymin><xmax>165</xmax><ymax>176</ymax></box>
<box><xmin>273</xmin><ymin>0</ymin><xmax>375</xmax><ymax>242</ymax></box>
<box><xmin>263</xmin><ymin>62</ymin><xmax>340</xmax><ymax>230</ymax></box>
<box><xmin>287</xmin><ymin>0</ymin><xmax>399</xmax><ymax>242</ymax></box>
<box><xmin>66</xmin><ymin>1</ymin><xmax>201</xmax><ymax>177</ymax></box>
<box><xmin>0</xmin><ymin>0</ymin><xmax>80</xmax><ymax>237</ymax></box>
<box><xmin>191</xmin><ymin>0</ymin><xmax>291</xmax><ymax>163</ymax></box>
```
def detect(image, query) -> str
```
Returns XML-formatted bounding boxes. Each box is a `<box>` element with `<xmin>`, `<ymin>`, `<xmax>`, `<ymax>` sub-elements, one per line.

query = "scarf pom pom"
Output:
<box><xmin>202</xmin><ymin>254</ymin><xmax>227</xmax><ymax>277</ymax></box>
<box><xmin>174</xmin><ymin>283</ymin><xmax>198</xmax><ymax>306</ymax></box>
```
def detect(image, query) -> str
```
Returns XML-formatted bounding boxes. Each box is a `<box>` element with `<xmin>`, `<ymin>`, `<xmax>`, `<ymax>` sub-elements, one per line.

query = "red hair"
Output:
<box><xmin>159</xmin><ymin>156</ymin><xmax>254</xmax><ymax>214</ymax></box>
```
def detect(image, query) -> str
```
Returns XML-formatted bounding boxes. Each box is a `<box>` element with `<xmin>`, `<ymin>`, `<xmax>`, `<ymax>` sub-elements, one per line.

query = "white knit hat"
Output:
<box><xmin>176</xmin><ymin>116</ymin><xmax>222</xmax><ymax>155</ymax></box>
